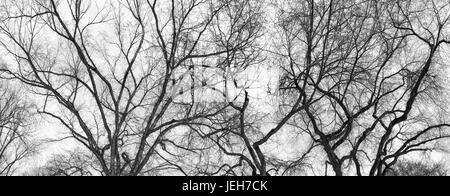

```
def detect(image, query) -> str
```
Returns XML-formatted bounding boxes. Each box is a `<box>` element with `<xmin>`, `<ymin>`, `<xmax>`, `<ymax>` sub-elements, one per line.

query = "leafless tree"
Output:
<box><xmin>0</xmin><ymin>0</ymin><xmax>264</xmax><ymax>176</ymax></box>
<box><xmin>272</xmin><ymin>0</ymin><xmax>450</xmax><ymax>176</ymax></box>
<box><xmin>0</xmin><ymin>84</ymin><xmax>37</xmax><ymax>176</ymax></box>
<box><xmin>132</xmin><ymin>1</ymin><xmax>267</xmax><ymax>176</ymax></box>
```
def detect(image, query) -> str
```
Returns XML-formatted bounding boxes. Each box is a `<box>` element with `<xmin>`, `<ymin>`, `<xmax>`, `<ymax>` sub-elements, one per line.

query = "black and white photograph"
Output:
<box><xmin>0</xmin><ymin>0</ymin><xmax>450</xmax><ymax>188</ymax></box>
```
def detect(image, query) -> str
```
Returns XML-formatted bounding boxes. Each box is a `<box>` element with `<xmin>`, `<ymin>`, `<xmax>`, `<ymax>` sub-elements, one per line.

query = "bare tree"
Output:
<box><xmin>272</xmin><ymin>0</ymin><xmax>450</xmax><ymax>176</ymax></box>
<box><xmin>0</xmin><ymin>84</ymin><xmax>37</xmax><ymax>176</ymax></box>
<box><xmin>0</xmin><ymin>0</ymin><xmax>263</xmax><ymax>176</ymax></box>
<box><xmin>132</xmin><ymin>1</ymin><xmax>267</xmax><ymax>176</ymax></box>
